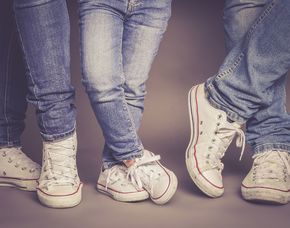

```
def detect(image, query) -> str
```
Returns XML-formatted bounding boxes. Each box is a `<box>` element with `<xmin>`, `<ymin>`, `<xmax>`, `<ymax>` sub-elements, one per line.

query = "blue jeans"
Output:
<box><xmin>0</xmin><ymin>1</ymin><xmax>27</xmax><ymax>148</ymax></box>
<box><xmin>78</xmin><ymin>0</ymin><xmax>172</xmax><ymax>168</ymax></box>
<box><xmin>205</xmin><ymin>0</ymin><xmax>290</xmax><ymax>154</ymax></box>
<box><xmin>13</xmin><ymin>0</ymin><xmax>76</xmax><ymax>141</ymax></box>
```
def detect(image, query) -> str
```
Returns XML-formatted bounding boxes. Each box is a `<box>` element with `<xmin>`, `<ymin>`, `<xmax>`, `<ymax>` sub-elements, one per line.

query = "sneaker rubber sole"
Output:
<box><xmin>0</xmin><ymin>177</ymin><xmax>38</xmax><ymax>191</ymax></box>
<box><xmin>37</xmin><ymin>183</ymin><xmax>83</xmax><ymax>208</ymax></box>
<box><xmin>241</xmin><ymin>184</ymin><xmax>290</xmax><ymax>204</ymax></box>
<box><xmin>96</xmin><ymin>183</ymin><xmax>149</xmax><ymax>202</ymax></box>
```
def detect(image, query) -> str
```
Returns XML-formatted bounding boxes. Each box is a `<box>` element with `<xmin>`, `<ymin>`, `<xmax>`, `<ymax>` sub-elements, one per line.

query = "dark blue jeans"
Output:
<box><xmin>0</xmin><ymin>1</ymin><xmax>27</xmax><ymax>148</ymax></box>
<box><xmin>13</xmin><ymin>0</ymin><xmax>76</xmax><ymax>141</ymax></box>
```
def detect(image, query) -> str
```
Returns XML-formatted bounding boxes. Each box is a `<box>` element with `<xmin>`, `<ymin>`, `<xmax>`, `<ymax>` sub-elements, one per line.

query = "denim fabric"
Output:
<box><xmin>13</xmin><ymin>0</ymin><xmax>76</xmax><ymax>141</ymax></box>
<box><xmin>205</xmin><ymin>0</ymin><xmax>290</xmax><ymax>154</ymax></box>
<box><xmin>0</xmin><ymin>1</ymin><xmax>27</xmax><ymax>148</ymax></box>
<box><xmin>78</xmin><ymin>0</ymin><xmax>172</xmax><ymax>168</ymax></box>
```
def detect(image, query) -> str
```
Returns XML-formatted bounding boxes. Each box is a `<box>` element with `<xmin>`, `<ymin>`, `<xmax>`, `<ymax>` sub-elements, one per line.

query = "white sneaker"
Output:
<box><xmin>37</xmin><ymin>132</ymin><xmax>83</xmax><ymax>208</ymax></box>
<box><xmin>185</xmin><ymin>84</ymin><xmax>245</xmax><ymax>197</ymax></box>
<box><xmin>241</xmin><ymin>150</ymin><xmax>290</xmax><ymax>204</ymax></box>
<box><xmin>0</xmin><ymin>147</ymin><xmax>40</xmax><ymax>191</ymax></box>
<box><xmin>97</xmin><ymin>164</ymin><xmax>149</xmax><ymax>202</ymax></box>
<box><xmin>127</xmin><ymin>150</ymin><xmax>178</xmax><ymax>205</ymax></box>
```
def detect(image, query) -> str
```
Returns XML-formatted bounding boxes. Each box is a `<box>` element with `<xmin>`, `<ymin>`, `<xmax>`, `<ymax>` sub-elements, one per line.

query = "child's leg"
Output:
<box><xmin>79</xmin><ymin>1</ymin><xmax>143</xmax><ymax>167</ymax></box>
<box><xmin>79</xmin><ymin>0</ymin><xmax>177</xmax><ymax>204</ymax></box>
<box><xmin>122</xmin><ymin>0</ymin><xmax>172</xmax><ymax>130</ymax></box>
<box><xmin>78</xmin><ymin>0</ymin><xmax>149</xmax><ymax>202</ymax></box>
<box><xmin>121</xmin><ymin>0</ymin><xmax>177</xmax><ymax>205</ymax></box>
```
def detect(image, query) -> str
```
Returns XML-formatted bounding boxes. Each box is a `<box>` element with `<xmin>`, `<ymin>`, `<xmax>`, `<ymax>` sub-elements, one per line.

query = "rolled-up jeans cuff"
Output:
<box><xmin>253</xmin><ymin>143</ymin><xmax>290</xmax><ymax>155</ymax></box>
<box><xmin>102</xmin><ymin>149</ymin><xmax>144</xmax><ymax>170</ymax></box>
<box><xmin>205</xmin><ymin>79</ymin><xmax>247</xmax><ymax>124</ymax></box>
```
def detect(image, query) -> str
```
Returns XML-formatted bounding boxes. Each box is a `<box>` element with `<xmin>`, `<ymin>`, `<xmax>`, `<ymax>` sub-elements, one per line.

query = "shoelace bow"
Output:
<box><xmin>253</xmin><ymin>151</ymin><xmax>290</xmax><ymax>181</ymax></box>
<box><xmin>1</xmin><ymin>148</ymin><xmax>38</xmax><ymax>172</ymax></box>
<box><xmin>205</xmin><ymin>121</ymin><xmax>245</xmax><ymax>171</ymax></box>
<box><xmin>41</xmin><ymin>143</ymin><xmax>77</xmax><ymax>188</ymax></box>
<box><xmin>126</xmin><ymin>154</ymin><xmax>161</xmax><ymax>194</ymax></box>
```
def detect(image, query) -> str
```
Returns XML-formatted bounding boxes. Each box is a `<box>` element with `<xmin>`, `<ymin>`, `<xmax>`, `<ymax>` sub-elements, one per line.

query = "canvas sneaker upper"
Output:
<box><xmin>97</xmin><ymin>164</ymin><xmax>149</xmax><ymax>202</ymax></box>
<box><xmin>241</xmin><ymin>150</ymin><xmax>290</xmax><ymax>204</ymax></box>
<box><xmin>0</xmin><ymin>147</ymin><xmax>40</xmax><ymax>191</ymax></box>
<box><xmin>37</xmin><ymin>132</ymin><xmax>82</xmax><ymax>208</ymax></box>
<box><xmin>186</xmin><ymin>84</ymin><xmax>245</xmax><ymax>197</ymax></box>
<box><xmin>126</xmin><ymin>150</ymin><xmax>178</xmax><ymax>204</ymax></box>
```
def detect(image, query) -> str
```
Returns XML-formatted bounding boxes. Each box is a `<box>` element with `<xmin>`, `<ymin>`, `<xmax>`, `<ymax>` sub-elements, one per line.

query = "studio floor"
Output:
<box><xmin>1</xmin><ymin>147</ymin><xmax>290</xmax><ymax>228</ymax></box>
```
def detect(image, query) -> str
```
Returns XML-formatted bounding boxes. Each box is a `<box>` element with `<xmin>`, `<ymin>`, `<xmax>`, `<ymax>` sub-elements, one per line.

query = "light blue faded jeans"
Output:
<box><xmin>78</xmin><ymin>0</ymin><xmax>172</xmax><ymax>168</ymax></box>
<box><xmin>13</xmin><ymin>0</ymin><xmax>76</xmax><ymax>141</ymax></box>
<box><xmin>205</xmin><ymin>0</ymin><xmax>290</xmax><ymax>154</ymax></box>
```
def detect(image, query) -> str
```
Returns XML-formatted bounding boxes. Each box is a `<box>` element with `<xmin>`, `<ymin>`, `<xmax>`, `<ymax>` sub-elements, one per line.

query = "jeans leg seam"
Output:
<box><xmin>14</xmin><ymin>14</ymin><xmax>48</xmax><ymax>134</ymax></box>
<box><xmin>245</xmin><ymin>0</ymin><xmax>276</xmax><ymax>40</ymax></box>
<box><xmin>214</xmin><ymin>0</ymin><xmax>276</xmax><ymax>81</ymax></box>
<box><xmin>121</xmin><ymin>96</ymin><xmax>141</xmax><ymax>149</ymax></box>
<box><xmin>215</xmin><ymin>52</ymin><xmax>244</xmax><ymax>81</ymax></box>
<box><xmin>4</xmin><ymin>32</ymin><xmax>14</xmax><ymax>146</ymax></box>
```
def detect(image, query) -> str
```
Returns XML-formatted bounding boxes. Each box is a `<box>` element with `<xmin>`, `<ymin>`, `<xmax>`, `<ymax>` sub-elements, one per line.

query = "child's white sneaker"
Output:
<box><xmin>186</xmin><ymin>84</ymin><xmax>245</xmax><ymax>197</ymax></box>
<box><xmin>127</xmin><ymin>150</ymin><xmax>178</xmax><ymax>205</ymax></box>
<box><xmin>241</xmin><ymin>150</ymin><xmax>290</xmax><ymax>204</ymax></box>
<box><xmin>37</xmin><ymin>132</ymin><xmax>83</xmax><ymax>208</ymax></box>
<box><xmin>0</xmin><ymin>147</ymin><xmax>40</xmax><ymax>191</ymax></box>
<box><xmin>97</xmin><ymin>164</ymin><xmax>149</xmax><ymax>202</ymax></box>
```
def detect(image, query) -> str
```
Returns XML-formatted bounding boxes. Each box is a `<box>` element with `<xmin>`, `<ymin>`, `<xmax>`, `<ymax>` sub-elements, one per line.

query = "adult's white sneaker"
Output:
<box><xmin>97</xmin><ymin>164</ymin><xmax>149</xmax><ymax>202</ymax></box>
<box><xmin>0</xmin><ymin>147</ymin><xmax>40</xmax><ymax>191</ymax></box>
<box><xmin>241</xmin><ymin>150</ymin><xmax>290</xmax><ymax>204</ymax></box>
<box><xmin>127</xmin><ymin>150</ymin><xmax>178</xmax><ymax>205</ymax></box>
<box><xmin>186</xmin><ymin>83</ymin><xmax>245</xmax><ymax>197</ymax></box>
<box><xmin>37</xmin><ymin>132</ymin><xmax>83</xmax><ymax>208</ymax></box>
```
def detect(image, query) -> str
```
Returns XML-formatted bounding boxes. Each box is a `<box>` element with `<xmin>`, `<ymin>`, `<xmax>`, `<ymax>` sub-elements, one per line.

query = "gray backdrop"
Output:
<box><xmin>2</xmin><ymin>1</ymin><xmax>290</xmax><ymax>228</ymax></box>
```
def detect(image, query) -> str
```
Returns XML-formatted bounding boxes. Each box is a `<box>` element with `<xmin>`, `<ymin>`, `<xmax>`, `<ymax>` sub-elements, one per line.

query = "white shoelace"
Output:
<box><xmin>253</xmin><ymin>151</ymin><xmax>290</xmax><ymax>182</ymax></box>
<box><xmin>41</xmin><ymin>142</ymin><xmax>77</xmax><ymax>189</ymax></box>
<box><xmin>126</xmin><ymin>154</ymin><xmax>161</xmax><ymax>194</ymax></box>
<box><xmin>1</xmin><ymin>148</ymin><xmax>38</xmax><ymax>173</ymax></box>
<box><xmin>105</xmin><ymin>165</ymin><xmax>128</xmax><ymax>190</ymax></box>
<box><xmin>204</xmin><ymin>120</ymin><xmax>245</xmax><ymax>171</ymax></box>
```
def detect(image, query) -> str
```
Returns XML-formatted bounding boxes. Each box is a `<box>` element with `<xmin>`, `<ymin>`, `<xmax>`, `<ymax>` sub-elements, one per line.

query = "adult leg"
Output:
<box><xmin>186</xmin><ymin>0</ymin><xmax>290</xmax><ymax>200</ymax></box>
<box><xmin>0</xmin><ymin>0</ymin><xmax>40</xmax><ymax>191</ymax></box>
<box><xmin>224</xmin><ymin>0</ymin><xmax>290</xmax><ymax>156</ymax></box>
<box><xmin>14</xmin><ymin>0</ymin><xmax>82</xmax><ymax>208</ymax></box>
